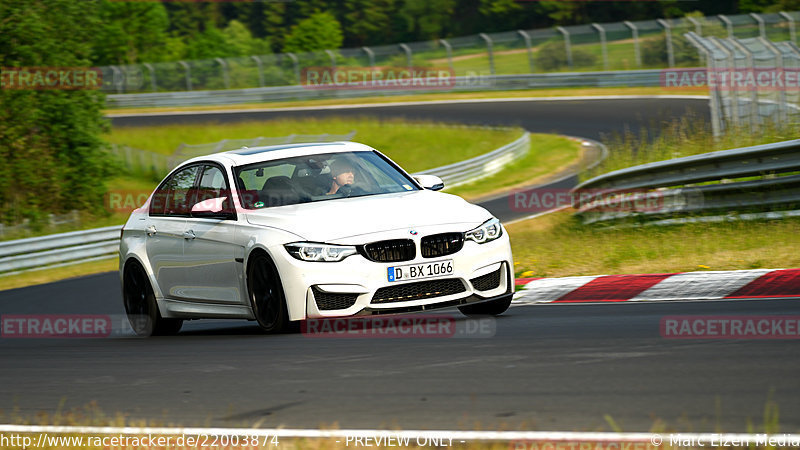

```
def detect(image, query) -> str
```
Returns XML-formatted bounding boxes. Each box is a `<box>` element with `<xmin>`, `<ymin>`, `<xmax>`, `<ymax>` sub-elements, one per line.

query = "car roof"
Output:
<box><xmin>181</xmin><ymin>141</ymin><xmax>376</xmax><ymax>168</ymax></box>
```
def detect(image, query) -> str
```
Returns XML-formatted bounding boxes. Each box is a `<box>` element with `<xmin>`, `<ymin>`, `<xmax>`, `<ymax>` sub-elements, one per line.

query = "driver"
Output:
<box><xmin>327</xmin><ymin>159</ymin><xmax>356</xmax><ymax>195</ymax></box>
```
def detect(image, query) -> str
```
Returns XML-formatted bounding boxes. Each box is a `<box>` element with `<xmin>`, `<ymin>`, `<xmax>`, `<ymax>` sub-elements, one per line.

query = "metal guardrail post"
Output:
<box><xmin>362</xmin><ymin>47</ymin><xmax>375</xmax><ymax>67</ymax></box>
<box><xmin>780</xmin><ymin>12</ymin><xmax>797</xmax><ymax>44</ymax></box>
<box><xmin>657</xmin><ymin>19</ymin><xmax>676</xmax><ymax>68</ymax></box>
<box><xmin>399</xmin><ymin>43</ymin><xmax>413</xmax><ymax>69</ymax></box>
<box><xmin>251</xmin><ymin>56</ymin><xmax>265</xmax><ymax>87</ymax></box>
<box><xmin>479</xmin><ymin>33</ymin><xmax>495</xmax><ymax>75</ymax></box>
<box><xmin>325</xmin><ymin>49</ymin><xmax>337</xmax><ymax>69</ymax></box>
<box><xmin>178</xmin><ymin>61</ymin><xmax>192</xmax><ymax>91</ymax></box>
<box><xmin>143</xmin><ymin>63</ymin><xmax>156</xmax><ymax>92</ymax></box>
<box><xmin>215</xmin><ymin>58</ymin><xmax>230</xmax><ymax>89</ymax></box>
<box><xmin>685</xmin><ymin>32</ymin><xmax>723</xmax><ymax>137</ymax></box>
<box><xmin>759</xmin><ymin>37</ymin><xmax>788</xmax><ymax>124</ymax></box>
<box><xmin>686</xmin><ymin>17</ymin><xmax>702</xmax><ymax>36</ymax></box>
<box><xmin>517</xmin><ymin>30</ymin><xmax>535</xmax><ymax>73</ymax></box>
<box><xmin>285</xmin><ymin>53</ymin><xmax>300</xmax><ymax>85</ymax></box>
<box><xmin>439</xmin><ymin>39</ymin><xmax>454</xmax><ymax>73</ymax></box>
<box><xmin>726</xmin><ymin>38</ymin><xmax>757</xmax><ymax>131</ymax></box>
<box><xmin>109</xmin><ymin>66</ymin><xmax>123</xmax><ymax>94</ymax></box>
<box><xmin>709</xmin><ymin>38</ymin><xmax>740</xmax><ymax>131</ymax></box>
<box><xmin>685</xmin><ymin>18</ymin><xmax>706</xmax><ymax>64</ymax></box>
<box><xmin>624</xmin><ymin>21</ymin><xmax>642</xmax><ymax>68</ymax></box>
<box><xmin>719</xmin><ymin>15</ymin><xmax>734</xmax><ymax>38</ymax></box>
<box><xmin>751</xmin><ymin>13</ymin><xmax>767</xmax><ymax>39</ymax></box>
<box><xmin>592</xmin><ymin>23</ymin><xmax>609</xmax><ymax>70</ymax></box>
<box><xmin>556</xmin><ymin>26</ymin><xmax>573</xmax><ymax>70</ymax></box>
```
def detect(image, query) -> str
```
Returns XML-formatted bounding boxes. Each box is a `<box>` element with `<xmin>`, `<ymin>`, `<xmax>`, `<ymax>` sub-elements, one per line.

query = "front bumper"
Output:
<box><xmin>271</xmin><ymin>231</ymin><xmax>514</xmax><ymax>320</ymax></box>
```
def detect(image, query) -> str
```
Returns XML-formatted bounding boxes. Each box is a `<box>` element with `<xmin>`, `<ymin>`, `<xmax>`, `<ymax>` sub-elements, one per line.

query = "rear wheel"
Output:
<box><xmin>123</xmin><ymin>261</ymin><xmax>183</xmax><ymax>336</ymax></box>
<box><xmin>247</xmin><ymin>252</ymin><xmax>290</xmax><ymax>333</ymax></box>
<box><xmin>458</xmin><ymin>295</ymin><xmax>512</xmax><ymax>316</ymax></box>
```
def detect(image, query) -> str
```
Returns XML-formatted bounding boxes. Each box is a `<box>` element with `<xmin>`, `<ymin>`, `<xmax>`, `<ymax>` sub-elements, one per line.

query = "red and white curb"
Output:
<box><xmin>513</xmin><ymin>268</ymin><xmax>800</xmax><ymax>304</ymax></box>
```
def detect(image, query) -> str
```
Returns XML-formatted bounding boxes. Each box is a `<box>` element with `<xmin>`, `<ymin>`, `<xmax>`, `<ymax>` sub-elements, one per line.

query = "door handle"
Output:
<box><xmin>145</xmin><ymin>225</ymin><xmax>157</xmax><ymax>236</ymax></box>
<box><xmin>183</xmin><ymin>230</ymin><xmax>196</xmax><ymax>240</ymax></box>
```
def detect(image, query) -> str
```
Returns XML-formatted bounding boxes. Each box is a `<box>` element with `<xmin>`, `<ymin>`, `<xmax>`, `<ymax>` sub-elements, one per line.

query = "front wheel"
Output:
<box><xmin>247</xmin><ymin>252</ymin><xmax>290</xmax><ymax>333</ymax></box>
<box><xmin>122</xmin><ymin>261</ymin><xmax>183</xmax><ymax>337</ymax></box>
<box><xmin>458</xmin><ymin>295</ymin><xmax>512</xmax><ymax>316</ymax></box>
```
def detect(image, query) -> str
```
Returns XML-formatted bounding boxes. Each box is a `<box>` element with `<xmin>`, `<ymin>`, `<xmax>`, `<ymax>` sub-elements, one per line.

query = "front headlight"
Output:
<box><xmin>285</xmin><ymin>242</ymin><xmax>358</xmax><ymax>262</ymax></box>
<box><xmin>465</xmin><ymin>217</ymin><xmax>503</xmax><ymax>244</ymax></box>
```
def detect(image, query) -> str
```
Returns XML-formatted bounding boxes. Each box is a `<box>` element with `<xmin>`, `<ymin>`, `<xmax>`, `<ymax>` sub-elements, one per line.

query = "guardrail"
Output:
<box><xmin>0</xmin><ymin>131</ymin><xmax>529</xmax><ymax>275</ymax></box>
<box><xmin>572</xmin><ymin>138</ymin><xmax>800</xmax><ymax>224</ymax></box>
<box><xmin>419</xmin><ymin>132</ymin><xmax>529</xmax><ymax>188</ymax></box>
<box><xmin>107</xmin><ymin>71</ymin><xmax>664</xmax><ymax>108</ymax></box>
<box><xmin>0</xmin><ymin>226</ymin><xmax>122</xmax><ymax>275</ymax></box>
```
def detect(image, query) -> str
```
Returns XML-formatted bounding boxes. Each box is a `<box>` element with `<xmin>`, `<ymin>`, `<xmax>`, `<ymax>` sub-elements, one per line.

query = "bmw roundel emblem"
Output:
<box><xmin>409</xmin><ymin>230</ymin><xmax>418</xmax><ymax>235</ymax></box>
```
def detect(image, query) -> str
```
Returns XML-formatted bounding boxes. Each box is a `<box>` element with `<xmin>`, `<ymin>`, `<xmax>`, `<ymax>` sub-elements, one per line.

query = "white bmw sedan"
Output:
<box><xmin>119</xmin><ymin>142</ymin><xmax>514</xmax><ymax>336</ymax></box>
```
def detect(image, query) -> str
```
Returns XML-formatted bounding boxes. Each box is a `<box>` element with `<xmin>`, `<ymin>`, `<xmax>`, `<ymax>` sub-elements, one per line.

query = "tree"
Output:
<box><xmin>222</xmin><ymin>20</ymin><xmax>271</xmax><ymax>57</ymax></box>
<box><xmin>91</xmin><ymin>0</ymin><xmax>170</xmax><ymax>65</ymax></box>
<box><xmin>342</xmin><ymin>0</ymin><xmax>397</xmax><ymax>46</ymax></box>
<box><xmin>398</xmin><ymin>0</ymin><xmax>455</xmax><ymax>41</ymax></box>
<box><xmin>282</xmin><ymin>12</ymin><xmax>344</xmax><ymax>53</ymax></box>
<box><xmin>0</xmin><ymin>0</ymin><xmax>110</xmax><ymax>226</ymax></box>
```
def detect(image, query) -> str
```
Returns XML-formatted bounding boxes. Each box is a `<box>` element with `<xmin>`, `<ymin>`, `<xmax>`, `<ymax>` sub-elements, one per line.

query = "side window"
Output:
<box><xmin>195</xmin><ymin>165</ymin><xmax>235</xmax><ymax>216</ymax></box>
<box><xmin>151</xmin><ymin>165</ymin><xmax>200</xmax><ymax>217</ymax></box>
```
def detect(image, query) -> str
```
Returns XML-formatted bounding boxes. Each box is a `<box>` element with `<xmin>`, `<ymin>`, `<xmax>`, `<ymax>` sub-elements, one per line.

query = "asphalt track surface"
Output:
<box><xmin>2</xmin><ymin>98</ymin><xmax>799</xmax><ymax>432</ymax></box>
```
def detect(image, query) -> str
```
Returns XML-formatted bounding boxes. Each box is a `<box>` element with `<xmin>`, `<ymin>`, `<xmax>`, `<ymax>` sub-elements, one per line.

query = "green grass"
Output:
<box><xmin>447</xmin><ymin>134</ymin><xmax>583</xmax><ymax>200</ymax></box>
<box><xmin>584</xmin><ymin>117</ymin><xmax>800</xmax><ymax>181</ymax></box>
<box><xmin>107</xmin><ymin>118</ymin><xmax>520</xmax><ymax>173</ymax></box>
<box><xmin>508</xmin><ymin>209</ymin><xmax>800</xmax><ymax>278</ymax></box>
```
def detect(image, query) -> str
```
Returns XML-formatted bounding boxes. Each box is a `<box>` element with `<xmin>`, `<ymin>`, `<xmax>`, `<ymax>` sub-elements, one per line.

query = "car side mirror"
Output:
<box><xmin>413</xmin><ymin>175</ymin><xmax>445</xmax><ymax>191</ymax></box>
<box><xmin>191</xmin><ymin>197</ymin><xmax>233</xmax><ymax>218</ymax></box>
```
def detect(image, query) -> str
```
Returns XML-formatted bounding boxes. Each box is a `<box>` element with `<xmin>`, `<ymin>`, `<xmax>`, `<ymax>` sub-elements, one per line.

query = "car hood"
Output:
<box><xmin>244</xmin><ymin>190</ymin><xmax>492</xmax><ymax>242</ymax></box>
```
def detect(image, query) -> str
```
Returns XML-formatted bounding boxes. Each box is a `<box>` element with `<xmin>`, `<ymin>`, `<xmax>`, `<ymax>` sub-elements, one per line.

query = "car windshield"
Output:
<box><xmin>233</xmin><ymin>150</ymin><xmax>419</xmax><ymax>209</ymax></box>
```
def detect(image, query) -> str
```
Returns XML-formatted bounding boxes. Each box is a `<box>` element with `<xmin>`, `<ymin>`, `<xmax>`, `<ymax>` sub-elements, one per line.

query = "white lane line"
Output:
<box><xmin>0</xmin><ymin>424</ymin><xmax>797</xmax><ymax>446</ymax></box>
<box><xmin>629</xmin><ymin>270</ymin><xmax>773</xmax><ymax>302</ymax></box>
<box><xmin>107</xmin><ymin>95</ymin><xmax>709</xmax><ymax>118</ymax></box>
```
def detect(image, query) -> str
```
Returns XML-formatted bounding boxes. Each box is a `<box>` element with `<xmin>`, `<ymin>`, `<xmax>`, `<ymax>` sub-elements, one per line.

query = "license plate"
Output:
<box><xmin>387</xmin><ymin>260</ymin><xmax>453</xmax><ymax>282</ymax></box>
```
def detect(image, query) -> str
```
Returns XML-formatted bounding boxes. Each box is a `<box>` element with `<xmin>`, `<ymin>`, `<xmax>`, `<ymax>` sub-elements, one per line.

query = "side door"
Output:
<box><xmin>145</xmin><ymin>164</ymin><xmax>200</xmax><ymax>300</ymax></box>
<box><xmin>179</xmin><ymin>163</ymin><xmax>244</xmax><ymax>304</ymax></box>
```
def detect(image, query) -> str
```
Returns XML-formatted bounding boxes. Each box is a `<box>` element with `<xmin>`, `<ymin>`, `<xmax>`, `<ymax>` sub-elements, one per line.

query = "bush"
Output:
<box><xmin>536</xmin><ymin>41</ymin><xmax>597</xmax><ymax>71</ymax></box>
<box><xmin>642</xmin><ymin>35</ymin><xmax>700</xmax><ymax>67</ymax></box>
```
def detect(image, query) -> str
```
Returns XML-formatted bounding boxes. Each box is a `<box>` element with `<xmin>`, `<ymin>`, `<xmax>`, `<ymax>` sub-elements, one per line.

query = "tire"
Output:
<box><xmin>458</xmin><ymin>295</ymin><xmax>512</xmax><ymax>316</ymax></box>
<box><xmin>247</xmin><ymin>252</ymin><xmax>290</xmax><ymax>333</ymax></box>
<box><xmin>123</xmin><ymin>260</ymin><xmax>183</xmax><ymax>337</ymax></box>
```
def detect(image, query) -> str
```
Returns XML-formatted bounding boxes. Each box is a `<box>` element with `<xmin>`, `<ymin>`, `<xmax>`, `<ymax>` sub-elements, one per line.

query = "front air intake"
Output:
<box><xmin>372</xmin><ymin>278</ymin><xmax>466</xmax><ymax>304</ymax></box>
<box><xmin>312</xmin><ymin>287</ymin><xmax>359</xmax><ymax>310</ymax></box>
